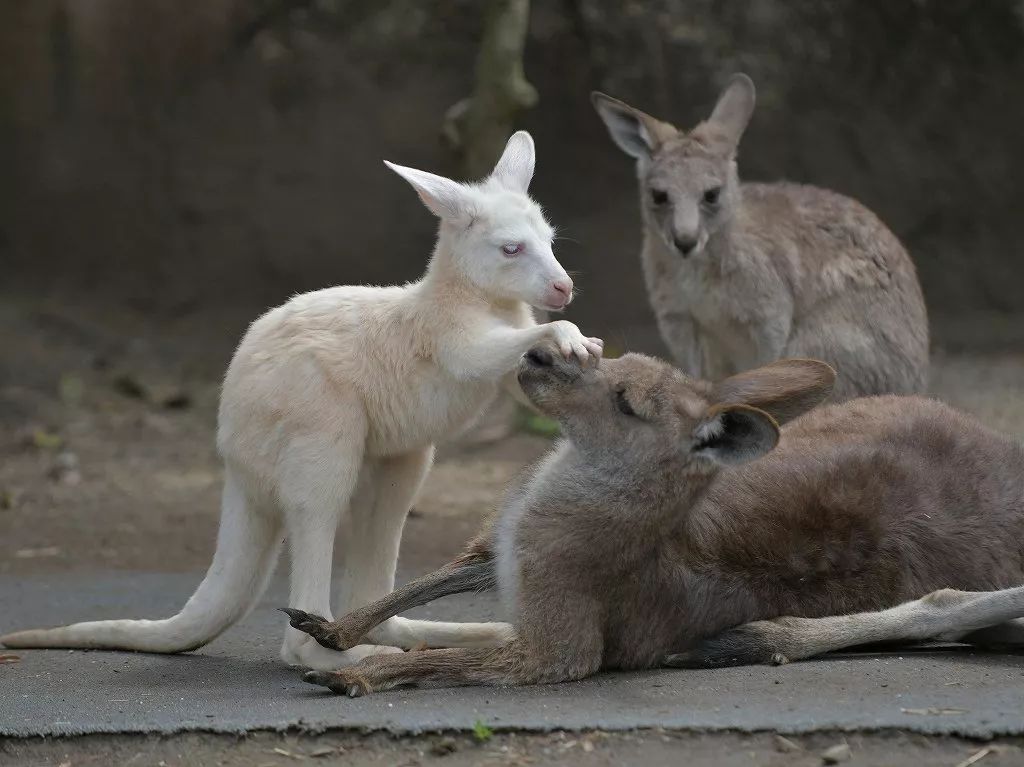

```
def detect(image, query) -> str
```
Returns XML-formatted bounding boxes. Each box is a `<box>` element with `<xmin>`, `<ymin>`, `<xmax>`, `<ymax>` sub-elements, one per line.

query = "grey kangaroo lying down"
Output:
<box><xmin>286</xmin><ymin>348</ymin><xmax>1024</xmax><ymax>696</ymax></box>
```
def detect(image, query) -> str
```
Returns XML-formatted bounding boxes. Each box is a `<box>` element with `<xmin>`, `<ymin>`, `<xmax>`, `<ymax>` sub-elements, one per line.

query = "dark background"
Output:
<box><xmin>4</xmin><ymin>0</ymin><xmax>1024</xmax><ymax>362</ymax></box>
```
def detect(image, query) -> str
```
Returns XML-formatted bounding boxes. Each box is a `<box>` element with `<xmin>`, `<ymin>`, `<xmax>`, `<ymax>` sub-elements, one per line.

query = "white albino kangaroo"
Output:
<box><xmin>0</xmin><ymin>132</ymin><xmax>600</xmax><ymax>671</ymax></box>
<box><xmin>592</xmin><ymin>74</ymin><xmax>929</xmax><ymax>400</ymax></box>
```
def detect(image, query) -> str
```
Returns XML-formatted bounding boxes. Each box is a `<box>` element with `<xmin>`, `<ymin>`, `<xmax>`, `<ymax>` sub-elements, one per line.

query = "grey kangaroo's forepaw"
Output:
<box><xmin>664</xmin><ymin>627</ymin><xmax>790</xmax><ymax>669</ymax></box>
<box><xmin>279</xmin><ymin>607</ymin><xmax>351</xmax><ymax>651</ymax></box>
<box><xmin>303</xmin><ymin>669</ymin><xmax>370</xmax><ymax>697</ymax></box>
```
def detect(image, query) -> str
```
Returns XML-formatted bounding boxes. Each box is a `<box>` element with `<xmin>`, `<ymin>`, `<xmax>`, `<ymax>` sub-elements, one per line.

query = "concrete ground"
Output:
<box><xmin>3</xmin><ymin>578</ymin><xmax>1024</xmax><ymax>767</ymax></box>
<box><xmin>4</xmin><ymin>572</ymin><xmax>1024</xmax><ymax>739</ymax></box>
<box><xmin>2</xmin><ymin>299</ymin><xmax>1024</xmax><ymax>765</ymax></box>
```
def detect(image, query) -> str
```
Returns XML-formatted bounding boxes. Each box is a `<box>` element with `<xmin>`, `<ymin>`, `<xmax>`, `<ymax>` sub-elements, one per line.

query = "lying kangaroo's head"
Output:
<box><xmin>592</xmin><ymin>74</ymin><xmax>755</xmax><ymax>259</ymax></box>
<box><xmin>518</xmin><ymin>345</ymin><xmax>835</xmax><ymax>473</ymax></box>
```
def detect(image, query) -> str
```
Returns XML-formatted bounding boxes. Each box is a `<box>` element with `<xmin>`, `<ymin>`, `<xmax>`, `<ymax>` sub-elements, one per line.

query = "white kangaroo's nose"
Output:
<box><xmin>553</xmin><ymin>279</ymin><xmax>572</xmax><ymax>301</ymax></box>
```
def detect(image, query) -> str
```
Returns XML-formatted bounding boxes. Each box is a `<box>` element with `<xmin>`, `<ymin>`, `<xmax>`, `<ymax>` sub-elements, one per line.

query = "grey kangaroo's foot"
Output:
<box><xmin>286</xmin><ymin>554</ymin><xmax>499</xmax><ymax>652</ymax></box>
<box><xmin>664</xmin><ymin>624</ymin><xmax>792</xmax><ymax>669</ymax></box>
<box><xmin>304</xmin><ymin>669</ymin><xmax>372</xmax><ymax>697</ymax></box>
<box><xmin>280</xmin><ymin>608</ymin><xmax>356</xmax><ymax>651</ymax></box>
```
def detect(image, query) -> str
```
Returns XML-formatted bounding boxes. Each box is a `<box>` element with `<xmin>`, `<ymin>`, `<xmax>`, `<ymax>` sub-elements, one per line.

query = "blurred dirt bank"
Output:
<box><xmin>3</xmin><ymin>1</ymin><xmax>1024</xmax><ymax>347</ymax></box>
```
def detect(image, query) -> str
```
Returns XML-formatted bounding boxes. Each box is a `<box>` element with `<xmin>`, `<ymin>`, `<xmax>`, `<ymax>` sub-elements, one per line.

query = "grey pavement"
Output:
<box><xmin>1</xmin><ymin>571</ymin><xmax>1023</xmax><ymax>739</ymax></box>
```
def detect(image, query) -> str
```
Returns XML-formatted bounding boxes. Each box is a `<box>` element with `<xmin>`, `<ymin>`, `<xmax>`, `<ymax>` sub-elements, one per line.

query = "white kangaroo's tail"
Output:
<box><xmin>0</xmin><ymin>470</ymin><xmax>281</xmax><ymax>652</ymax></box>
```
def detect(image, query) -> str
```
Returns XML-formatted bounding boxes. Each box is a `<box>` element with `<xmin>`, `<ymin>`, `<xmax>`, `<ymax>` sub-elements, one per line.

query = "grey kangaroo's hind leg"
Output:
<box><xmin>958</xmin><ymin>617</ymin><xmax>1024</xmax><ymax>649</ymax></box>
<box><xmin>302</xmin><ymin>642</ymin><xmax>555</xmax><ymax>697</ymax></box>
<box><xmin>665</xmin><ymin>586</ymin><xmax>1024</xmax><ymax>669</ymax></box>
<box><xmin>303</xmin><ymin>646</ymin><xmax>511</xmax><ymax>696</ymax></box>
<box><xmin>283</xmin><ymin>546</ymin><xmax>498</xmax><ymax>653</ymax></box>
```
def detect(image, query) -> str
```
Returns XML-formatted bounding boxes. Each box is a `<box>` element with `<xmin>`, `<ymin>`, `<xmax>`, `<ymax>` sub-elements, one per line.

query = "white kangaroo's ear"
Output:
<box><xmin>384</xmin><ymin>160</ymin><xmax>469</xmax><ymax>220</ymax></box>
<box><xmin>490</xmin><ymin>131</ymin><xmax>535</xmax><ymax>192</ymax></box>
<box><xmin>692</xmin><ymin>404</ymin><xmax>779</xmax><ymax>467</ymax></box>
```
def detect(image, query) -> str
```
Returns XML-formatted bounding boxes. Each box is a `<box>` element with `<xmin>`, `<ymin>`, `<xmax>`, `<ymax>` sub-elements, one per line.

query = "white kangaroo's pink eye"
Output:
<box><xmin>501</xmin><ymin>242</ymin><xmax>524</xmax><ymax>256</ymax></box>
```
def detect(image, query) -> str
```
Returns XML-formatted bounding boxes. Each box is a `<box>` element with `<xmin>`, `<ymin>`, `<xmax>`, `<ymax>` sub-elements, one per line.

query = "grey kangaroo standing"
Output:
<box><xmin>591</xmin><ymin>75</ymin><xmax>929</xmax><ymax>399</ymax></box>
<box><xmin>287</xmin><ymin>347</ymin><xmax>1024</xmax><ymax>696</ymax></box>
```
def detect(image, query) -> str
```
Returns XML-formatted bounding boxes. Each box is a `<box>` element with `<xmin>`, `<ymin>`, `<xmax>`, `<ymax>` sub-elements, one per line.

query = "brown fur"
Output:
<box><xmin>296</xmin><ymin>349</ymin><xmax>1024</xmax><ymax>695</ymax></box>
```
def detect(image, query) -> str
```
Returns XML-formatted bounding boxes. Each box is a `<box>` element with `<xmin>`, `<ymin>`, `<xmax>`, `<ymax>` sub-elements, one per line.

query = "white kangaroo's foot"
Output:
<box><xmin>280</xmin><ymin>633</ymin><xmax>402</xmax><ymax>670</ymax></box>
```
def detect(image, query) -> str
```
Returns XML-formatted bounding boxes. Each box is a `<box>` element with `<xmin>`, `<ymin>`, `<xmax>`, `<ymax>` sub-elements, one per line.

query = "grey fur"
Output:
<box><xmin>297</xmin><ymin>349</ymin><xmax>1024</xmax><ymax>696</ymax></box>
<box><xmin>591</xmin><ymin>75</ymin><xmax>929</xmax><ymax>400</ymax></box>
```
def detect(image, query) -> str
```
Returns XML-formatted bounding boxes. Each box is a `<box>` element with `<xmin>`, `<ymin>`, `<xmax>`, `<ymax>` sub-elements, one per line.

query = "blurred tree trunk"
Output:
<box><xmin>442</xmin><ymin>0</ymin><xmax>543</xmax><ymax>446</ymax></box>
<box><xmin>444</xmin><ymin>0</ymin><xmax>538</xmax><ymax>179</ymax></box>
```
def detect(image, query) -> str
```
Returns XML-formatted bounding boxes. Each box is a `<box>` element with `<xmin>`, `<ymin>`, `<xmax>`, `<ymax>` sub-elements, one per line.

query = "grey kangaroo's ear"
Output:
<box><xmin>706</xmin><ymin>73</ymin><xmax>756</xmax><ymax>150</ymax></box>
<box><xmin>591</xmin><ymin>91</ymin><xmax>678</xmax><ymax>160</ymax></box>
<box><xmin>490</xmin><ymin>131</ymin><xmax>535</xmax><ymax>192</ymax></box>
<box><xmin>692</xmin><ymin>404</ymin><xmax>779</xmax><ymax>466</ymax></box>
<box><xmin>384</xmin><ymin>161</ymin><xmax>470</xmax><ymax>220</ymax></box>
<box><xmin>712</xmin><ymin>358</ymin><xmax>836</xmax><ymax>425</ymax></box>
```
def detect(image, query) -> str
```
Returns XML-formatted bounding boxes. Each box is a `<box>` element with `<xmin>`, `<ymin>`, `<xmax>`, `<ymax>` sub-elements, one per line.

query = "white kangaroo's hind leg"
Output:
<box><xmin>277</xmin><ymin>426</ymin><xmax>377</xmax><ymax>670</ymax></box>
<box><xmin>339</xmin><ymin>447</ymin><xmax>511</xmax><ymax>650</ymax></box>
<box><xmin>666</xmin><ymin>585</ymin><xmax>1024</xmax><ymax>668</ymax></box>
<box><xmin>1</xmin><ymin>468</ymin><xmax>282</xmax><ymax>652</ymax></box>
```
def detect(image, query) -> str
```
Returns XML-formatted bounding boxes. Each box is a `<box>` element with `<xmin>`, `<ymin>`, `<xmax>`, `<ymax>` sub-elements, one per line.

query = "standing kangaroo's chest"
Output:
<box><xmin>641</xmin><ymin>240</ymin><xmax>761</xmax><ymax>363</ymax></box>
<box><xmin>364</xmin><ymin>307</ymin><xmax>533</xmax><ymax>456</ymax></box>
<box><xmin>365</xmin><ymin>366</ymin><xmax>498</xmax><ymax>456</ymax></box>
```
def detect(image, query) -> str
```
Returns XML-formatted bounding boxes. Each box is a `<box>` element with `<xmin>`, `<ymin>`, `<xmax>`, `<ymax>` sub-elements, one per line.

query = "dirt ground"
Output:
<box><xmin>5</xmin><ymin>729</ymin><xmax>1024</xmax><ymax>767</ymax></box>
<box><xmin>3</xmin><ymin>298</ymin><xmax>1023</xmax><ymax>578</ymax></box>
<box><xmin>2</xmin><ymin>295</ymin><xmax>1024</xmax><ymax>764</ymax></box>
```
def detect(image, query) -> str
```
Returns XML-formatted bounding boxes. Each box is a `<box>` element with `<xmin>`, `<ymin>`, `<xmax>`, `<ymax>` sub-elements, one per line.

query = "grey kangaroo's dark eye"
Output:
<box><xmin>703</xmin><ymin>186</ymin><xmax>722</xmax><ymax>205</ymax></box>
<box><xmin>650</xmin><ymin>188</ymin><xmax>669</xmax><ymax>206</ymax></box>
<box><xmin>615</xmin><ymin>389</ymin><xmax>637</xmax><ymax>417</ymax></box>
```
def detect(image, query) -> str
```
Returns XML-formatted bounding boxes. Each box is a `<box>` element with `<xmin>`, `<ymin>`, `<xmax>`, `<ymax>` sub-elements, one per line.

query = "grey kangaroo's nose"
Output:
<box><xmin>525</xmin><ymin>346</ymin><xmax>554</xmax><ymax>368</ymax></box>
<box><xmin>674</xmin><ymin>236</ymin><xmax>698</xmax><ymax>256</ymax></box>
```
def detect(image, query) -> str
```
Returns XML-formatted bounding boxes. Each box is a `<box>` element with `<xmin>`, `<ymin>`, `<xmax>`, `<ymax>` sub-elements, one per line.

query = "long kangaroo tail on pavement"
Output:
<box><xmin>0</xmin><ymin>470</ymin><xmax>281</xmax><ymax>652</ymax></box>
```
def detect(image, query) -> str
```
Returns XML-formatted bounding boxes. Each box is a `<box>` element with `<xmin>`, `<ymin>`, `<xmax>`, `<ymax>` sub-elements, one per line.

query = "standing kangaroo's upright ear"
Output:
<box><xmin>490</xmin><ymin>131</ymin><xmax>536</xmax><ymax>193</ymax></box>
<box><xmin>703</xmin><ymin>73</ymin><xmax>756</xmax><ymax>152</ymax></box>
<box><xmin>712</xmin><ymin>358</ymin><xmax>837</xmax><ymax>425</ymax></box>
<box><xmin>591</xmin><ymin>92</ymin><xmax>678</xmax><ymax>160</ymax></box>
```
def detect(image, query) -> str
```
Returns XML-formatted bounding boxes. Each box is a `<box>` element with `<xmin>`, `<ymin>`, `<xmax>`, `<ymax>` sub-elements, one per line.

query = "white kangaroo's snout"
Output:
<box><xmin>543</xmin><ymin>272</ymin><xmax>574</xmax><ymax>310</ymax></box>
<box><xmin>527</xmin><ymin>244</ymin><xmax>574</xmax><ymax>311</ymax></box>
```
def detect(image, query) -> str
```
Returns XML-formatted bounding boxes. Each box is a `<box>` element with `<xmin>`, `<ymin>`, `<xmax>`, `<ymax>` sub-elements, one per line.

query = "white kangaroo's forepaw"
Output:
<box><xmin>281</xmin><ymin>634</ymin><xmax>402</xmax><ymax>671</ymax></box>
<box><xmin>549</xmin><ymin>321</ymin><xmax>600</xmax><ymax>363</ymax></box>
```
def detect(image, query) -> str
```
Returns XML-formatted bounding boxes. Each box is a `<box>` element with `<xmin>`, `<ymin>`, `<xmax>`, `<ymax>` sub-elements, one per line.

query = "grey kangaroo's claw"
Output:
<box><xmin>280</xmin><ymin>608</ymin><xmax>349</xmax><ymax>650</ymax></box>
<box><xmin>279</xmin><ymin>607</ymin><xmax>328</xmax><ymax>632</ymax></box>
<box><xmin>303</xmin><ymin>669</ymin><xmax>368</xmax><ymax>697</ymax></box>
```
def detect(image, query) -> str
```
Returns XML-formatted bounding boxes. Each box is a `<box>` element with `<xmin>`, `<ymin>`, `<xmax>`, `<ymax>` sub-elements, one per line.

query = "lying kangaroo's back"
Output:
<box><xmin>690</xmin><ymin>396</ymin><xmax>1024</xmax><ymax>621</ymax></box>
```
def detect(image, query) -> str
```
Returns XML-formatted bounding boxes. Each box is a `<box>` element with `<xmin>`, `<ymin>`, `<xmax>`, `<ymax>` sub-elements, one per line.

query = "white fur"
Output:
<box><xmin>494</xmin><ymin>442</ymin><xmax>571</xmax><ymax>622</ymax></box>
<box><xmin>0</xmin><ymin>132</ymin><xmax>602</xmax><ymax>670</ymax></box>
